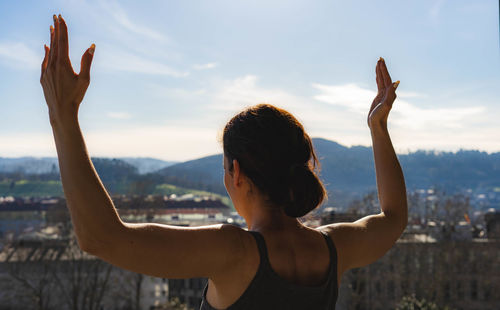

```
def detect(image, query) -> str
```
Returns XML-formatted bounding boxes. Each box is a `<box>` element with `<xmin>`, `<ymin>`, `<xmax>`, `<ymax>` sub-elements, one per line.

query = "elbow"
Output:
<box><xmin>382</xmin><ymin>205</ymin><xmax>408</xmax><ymax>233</ymax></box>
<box><xmin>77</xmin><ymin>239</ymin><xmax>97</xmax><ymax>255</ymax></box>
<box><xmin>77</xmin><ymin>237</ymin><xmax>103</xmax><ymax>255</ymax></box>
<box><xmin>75</xmin><ymin>221</ymin><xmax>125</xmax><ymax>256</ymax></box>
<box><xmin>76</xmin><ymin>232</ymin><xmax>114</xmax><ymax>256</ymax></box>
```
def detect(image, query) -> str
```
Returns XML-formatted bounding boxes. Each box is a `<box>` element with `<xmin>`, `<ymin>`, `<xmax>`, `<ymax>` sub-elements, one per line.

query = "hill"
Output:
<box><xmin>0</xmin><ymin>157</ymin><xmax>176</xmax><ymax>175</ymax></box>
<box><xmin>119</xmin><ymin>157</ymin><xmax>177</xmax><ymax>174</ymax></box>
<box><xmin>157</xmin><ymin>154</ymin><xmax>225</xmax><ymax>195</ymax></box>
<box><xmin>0</xmin><ymin>157</ymin><xmax>59</xmax><ymax>174</ymax></box>
<box><xmin>2</xmin><ymin>139</ymin><xmax>500</xmax><ymax>205</ymax></box>
<box><xmin>156</xmin><ymin>138</ymin><xmax>500</xmax><ymax>201</ymax></box>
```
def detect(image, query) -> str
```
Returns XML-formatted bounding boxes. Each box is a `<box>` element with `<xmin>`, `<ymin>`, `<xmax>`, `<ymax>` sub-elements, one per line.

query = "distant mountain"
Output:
<box><xmin>157</xmin><ymin>154</ymin><xmax>225</xmax><ymax>195</ymax></box>
<box><xmin>155</xmin><ymin>138</ymin><xmax>500</xmax><ymax>201</ymax></box>
<box><xmin>3</xmin><ymin>139</ymin><xmax>500</xmax><ymax>203</ymax></box>
<box><xmin>154</xmin><ymin>139</ymin><xmax>375</xmax><ymax>200</ymax></box>
<box><xmin>0</xmin><ymin>157</ymin><xmax>59</xmax><ymax>174</ymax></box>
<box><xmin>120</xmin><ymin>157</ymin><xmax>177</xmax><ymax>174</ymax></box>
<box><xmin>399</xmin><ymin>150</ymin><xmax>500</xmax><ymax>190</ymax></box>
<box><xmin>312</xmin><ymin>138</ymin><xmax>374</xmax><ymax>192</ymax></box>
<box><xmin>0</xmin><ymin>157</ymin><xmax>176</xmax><ymax>175</ymax></box>
<box><xmin>91</xmin><ymin>158</ymin><xmax>138</xmax><ymax>184</ymax></box>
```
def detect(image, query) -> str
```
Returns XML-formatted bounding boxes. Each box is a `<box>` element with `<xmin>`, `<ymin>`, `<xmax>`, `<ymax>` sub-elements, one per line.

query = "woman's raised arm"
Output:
<box><xmin>40</xmin><ymin>15</ymin><xmax>246</xmax><ymax>280</ymax></box>
<box><xmin>367</xmin><ymin>58</ymin><xmax>407</xmax><ymax>225</ymax></box>
<box><xmin>318</xmin><ymin>58</ymin><xmax>408</xmax><ymax>275</ymax></box>
<box><xmin>40</xmin><ymin>14</ymin><xmax>118</xmax><ymax>252</ymax></box>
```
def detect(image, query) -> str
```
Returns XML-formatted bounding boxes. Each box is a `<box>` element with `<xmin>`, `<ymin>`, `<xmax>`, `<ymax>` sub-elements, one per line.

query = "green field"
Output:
<box><xmin>0</xmin><ymin>180</ymin><xmax>64</xmax><ymax>197</ymax></box>
<box><xmin>0</xmin><ymin>180</ymin><xmax>232</xmax><ymax>208</ymax></box>
<box><xmin>154</xmin><ymin>183</ymin><xmax>232</xmax><ymax>207</ymax></box>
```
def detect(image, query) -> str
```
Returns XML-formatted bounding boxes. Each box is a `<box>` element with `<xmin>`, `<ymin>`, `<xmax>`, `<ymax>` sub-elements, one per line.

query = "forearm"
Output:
<box><xmin>370</xmin><ymin>123</ymin><xmax>407</xmax><ymax>222</ymax></box>
<box><xmin>51</xmin><ymin>119</ymin><xmax>123</xmax><ymax>252</ymax></box>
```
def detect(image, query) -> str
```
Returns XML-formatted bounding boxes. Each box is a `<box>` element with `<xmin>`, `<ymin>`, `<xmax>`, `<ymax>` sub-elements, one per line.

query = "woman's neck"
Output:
<box><xmin>245</xmin><ymin>204</ymin><xmax>302</xmax><ymax>232</ymax></box>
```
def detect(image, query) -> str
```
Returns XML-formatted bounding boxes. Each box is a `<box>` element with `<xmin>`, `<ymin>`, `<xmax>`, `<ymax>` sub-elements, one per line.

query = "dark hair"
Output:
<box><xmin>222</xmin><ymin>104</ymin><xmax>326</xmax><ymax>218</ymax></box>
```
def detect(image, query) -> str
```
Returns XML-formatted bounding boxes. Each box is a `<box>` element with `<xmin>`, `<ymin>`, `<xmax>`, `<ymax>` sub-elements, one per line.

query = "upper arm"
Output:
<box><xmin>90</xmin><ymin>221</ymin><xmax>247</xmax><ymax>280</ymax></box>
<box><xmin>318</xmin><ymin>211</ymin><xmax>407</xmax><ymax>274</ymax></box>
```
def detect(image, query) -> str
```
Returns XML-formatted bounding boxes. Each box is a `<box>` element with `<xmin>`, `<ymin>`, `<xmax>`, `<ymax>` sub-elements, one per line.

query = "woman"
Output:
<box><xmin>41</xmin><ymin>15</ymin><xmax>407</xmax><ymax>309</ymax></box>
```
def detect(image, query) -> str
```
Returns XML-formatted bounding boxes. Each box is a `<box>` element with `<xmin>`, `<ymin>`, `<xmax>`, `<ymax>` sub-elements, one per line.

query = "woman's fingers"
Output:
<box><xmin>48</xmin><ymin>25</ymin><xmax>55</xmax><ymax>66</ymax></box>
<box><xmin>369</xmin><ymin>59</ymin><xmax>385</xmax><ymax>116</ymax></box>
<box><xmin>79</xmin><ymin>44</ymin><xmax>95</xmax><ymax>82</ymax></box>
<box><xmin>58</xmin><ymin>15</ymin><xmax>70</xmax><ymax>64</ymax></box>
<box><xmin>52</xmin><ymin>15</ymin><xmax>59</xmax><ymax>65</ymax></box>
<box><xmin>376</xmin><ymin>59</ymin><xmax>384</xmax><ymax>91</ymax></box>
<box><xmin>380</xmin><ymin>58</ymin><xmax>392</xmax><ymax>87</ymax></box>
<box><xmin>41</xmin><ymin>45</ymin><xmax>49</xmax><ymax>79</ymax></box>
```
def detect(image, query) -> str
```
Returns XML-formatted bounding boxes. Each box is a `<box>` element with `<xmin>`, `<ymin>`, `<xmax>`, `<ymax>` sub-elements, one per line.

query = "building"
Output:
<box><xmin>485</xmin><ymin>209</ymin><xmax>500</xmax><ymax>239</ymax></box>
<box><xmin>168</xmin><ymin>278</ymin><xmax>207</xmax><ymax>309</ymax></box>
<box><xmin>0</xmin><ymin>228</ymin><xmax>171</xmax><ymax>310</ymax></box>
<box><xmin>327</xmin><ymin>211</ymin><xmax>500</xmax><ymax>310</ymax></box>
<box><xmin>336</xmin><ymin>238</ymin><xmax>500</xmax><ymax>310</ymax></box>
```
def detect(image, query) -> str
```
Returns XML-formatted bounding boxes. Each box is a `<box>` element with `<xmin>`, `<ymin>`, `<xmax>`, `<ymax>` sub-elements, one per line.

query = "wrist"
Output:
<box><xmin>49</xmin><ymin>107</ymin><xmax>79</xmax><ymax>130</ymax></box>
<box><xmin>369</xmin><ymin>120</ymin><xmax>388</xmax><ymax>135</ymax></box>
<box><xmin>49</xmin><ymin>114</ymin><xmax>81</xmax><ymax>140</ymax></box>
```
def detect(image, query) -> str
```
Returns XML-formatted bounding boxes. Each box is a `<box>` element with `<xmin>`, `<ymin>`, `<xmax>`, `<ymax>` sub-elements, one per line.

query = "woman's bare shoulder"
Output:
<box><xmin>317</xmin><ymin>212</ymin><xmax>405</xmax><ymax>272</ymax></box>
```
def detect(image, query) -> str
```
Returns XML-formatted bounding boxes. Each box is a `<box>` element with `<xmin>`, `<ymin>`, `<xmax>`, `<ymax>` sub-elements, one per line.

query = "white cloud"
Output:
<box><xmin>207</xmin><ymin>76</ymin><xmax>497</xmax><ymax>153</ymax></box>
<box><xmin>107</xmin><ymin>112</ymin><xmax>132</xmax><ymax>120</ymax></box>
<box><xmin>193</xmin><ymin>62</ymin><xmax>218</xmax><ymax>70</ymax></box>
<box><xmin>98</xmin><ymin>46</ymin><xmax>189</xmax><ymax>77</ymax></box>
<box><xmin>312</xmin><ymin>83</ymin><xmax>373</xmax><ymax>113</ymax></box>
<box><xmin>391</xmin><ymin>102</ymin><xmax>484</xmax><ymax>130</ymax></box>
<box><xmin>211</xmin><ymin>75</ymin><xmax>306</xmax><ymax>112</ymax></box>
<box><xmin>3</xmin><ymin>75</ymin><xmax>497</xmax><ymax>161</ymax></box>
<box><xmin>207</xmin><ymin>76</ymin><xmax>375</xmax><ymax>147</ymax></box>
<box><xmin>99</xmin><ymin>0</ymin><xmax>169</xmax><ymax>43</ymax></box>
<box><xmin>84</xmin><ymin>125</ymin><xmax>220</xmax><ymax>161</ymax></box>
<box><xmin>0</xmin><ymin>42</ymin><xmax>40</xmax><ymax>69</ymax></box>
<box><xmin>312</xmin><ymin>83</ymin><xmax>485</xmax><ymax>130</ymax></box>
<box><xmin>0</xmin><ymin>132</ymin><xmax>57</xmax><ymax>157</ymax></box>
<box><xmin>397</xmin><ymin>91</ymin><xmax>426</xmax><ymax>99</ymax></box>
<box><xmin>0</xmin><ymin>125</ymin><xmax>221</xmax><ymax>162</ymax></box>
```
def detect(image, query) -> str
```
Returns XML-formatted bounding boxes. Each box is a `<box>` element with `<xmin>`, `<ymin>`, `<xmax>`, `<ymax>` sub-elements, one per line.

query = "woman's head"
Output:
<box><xmin>222</xmin><ymin>104</ymin><xmax>326</xmax><ymax>218</ymax></box>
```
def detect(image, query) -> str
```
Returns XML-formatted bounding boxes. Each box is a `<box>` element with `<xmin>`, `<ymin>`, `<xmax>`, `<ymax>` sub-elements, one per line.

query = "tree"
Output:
<box><xmin>396</xmin><ymin>294</ymin><xmax>453</xmax><ymax>310</ymax></box>
<box><xmin>156</xmin><ymin>297</ymin><xmax>191</xmax><ymax>310</ymax></box>
<box><xmin>346</xmin><ymin>191</ymin><xmax>379</xmax><ymax>216</ymax></box>
<box><xmin>110</xmin><ymin>269</ymin><xmax>146</xmax><ymax>310</ymax></box>
<box><xmin>6</xmin><ymin>251</ymin><xmax>59</xmax><ymax>310</ymax></box>
<box><xmin>51</xmin><ymin>234</ymin><xmax>113</xmax><ymax>310</ymax></box>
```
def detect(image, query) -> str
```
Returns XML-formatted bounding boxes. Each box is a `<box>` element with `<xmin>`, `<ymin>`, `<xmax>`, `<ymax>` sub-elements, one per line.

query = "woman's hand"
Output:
<box><xmin>367</xmin><ymin>57</ymin><xmax>399</xmax><ymax>129</ymax></box>
<box><xmin>40</xmin><ymin>14</ymin><xmax>95</xmax><ymax>127</ymax></box>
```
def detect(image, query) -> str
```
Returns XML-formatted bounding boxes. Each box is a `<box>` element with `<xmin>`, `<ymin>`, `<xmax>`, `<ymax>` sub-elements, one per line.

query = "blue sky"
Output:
<box><xmin>0</xmin><ymin>0</ymin><xmax>499</xmax><ymax>161</ymax></box>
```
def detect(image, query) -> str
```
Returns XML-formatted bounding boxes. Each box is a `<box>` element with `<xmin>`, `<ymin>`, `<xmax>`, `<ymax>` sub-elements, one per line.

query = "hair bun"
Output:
<box><xmin>285</xmin><ymin>163</ymin><xmax>325</xmax><ymax>218</ymax></box>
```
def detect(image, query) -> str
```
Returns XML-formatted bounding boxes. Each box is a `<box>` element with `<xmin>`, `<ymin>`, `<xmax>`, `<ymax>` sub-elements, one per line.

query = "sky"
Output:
<box><xmin>0</xmin><ymin>0</ymin><xmax>499</xmax><ymax>161</ymax></box>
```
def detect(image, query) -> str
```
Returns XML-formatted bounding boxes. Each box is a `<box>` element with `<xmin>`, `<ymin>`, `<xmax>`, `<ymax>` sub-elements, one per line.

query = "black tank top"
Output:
<box><xmin>199</xmin><ymin>230</ymin><xmax>338</xmax><ymax>310</ymax></box>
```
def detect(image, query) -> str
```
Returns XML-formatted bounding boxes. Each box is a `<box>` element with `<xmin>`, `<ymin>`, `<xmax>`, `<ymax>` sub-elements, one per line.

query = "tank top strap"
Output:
<box><xmin>319</xmin><ymin>230</ymin><xmax>338</xmax><ymax>277</ymax></box>
<box><xmin>249</xmin><ymin>230</ymin><xmax>337</xmax><ymax>273</ymax></box>
<box><xmin>248</xmin><ymin>230</ymin><xmax>272</xmax><ymax>269</ymax></box>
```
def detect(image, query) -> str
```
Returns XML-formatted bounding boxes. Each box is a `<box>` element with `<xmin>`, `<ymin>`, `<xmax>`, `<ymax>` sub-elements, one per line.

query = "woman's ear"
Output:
<box><xmin>232</xmin><ymin>159</ymin><xmax>242</xmax><ymax>187</ymax></box>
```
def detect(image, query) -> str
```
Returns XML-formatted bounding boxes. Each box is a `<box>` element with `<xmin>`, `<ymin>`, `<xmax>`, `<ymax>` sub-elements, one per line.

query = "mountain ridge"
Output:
<box><xmin>2</xmin><ymin>138</ymin><xmax>499</xmax><ymax>205</ymax></box>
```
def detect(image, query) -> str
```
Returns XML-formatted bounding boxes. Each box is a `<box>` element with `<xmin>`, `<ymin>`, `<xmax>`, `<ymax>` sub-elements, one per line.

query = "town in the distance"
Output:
<box><xmin>1</xmin><ymin>138</ymin><xmax>499</xmax><ymax>310</ymax></box>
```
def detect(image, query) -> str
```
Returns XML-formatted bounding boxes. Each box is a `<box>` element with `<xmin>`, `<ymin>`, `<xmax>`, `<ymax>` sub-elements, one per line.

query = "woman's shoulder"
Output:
<box><xmin>317</xmin><ymin>213</ymin><xmax>406</xmax><ymax>274</ymax></box>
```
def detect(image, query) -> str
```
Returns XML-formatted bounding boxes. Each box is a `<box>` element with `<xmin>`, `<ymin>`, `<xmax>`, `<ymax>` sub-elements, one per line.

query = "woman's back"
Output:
<box><xmin>201</xmin><ymin>226</ymin><xmax>338</xmax><ymax>309</ymax></box>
